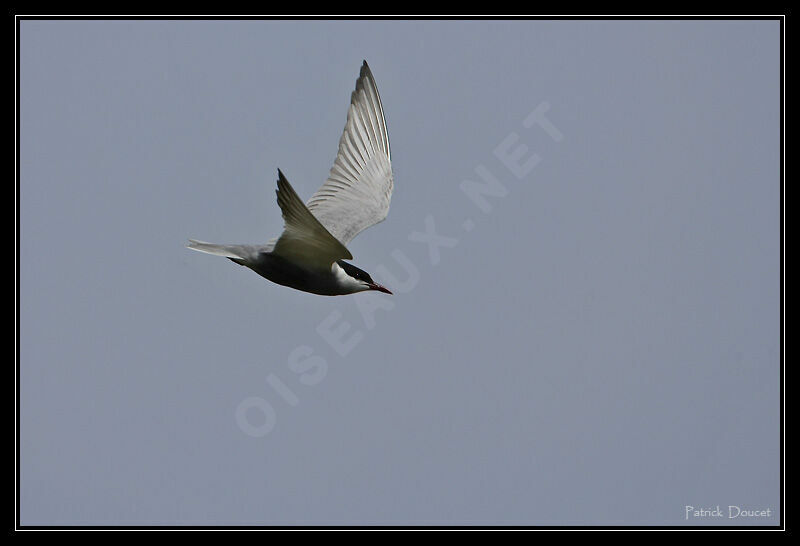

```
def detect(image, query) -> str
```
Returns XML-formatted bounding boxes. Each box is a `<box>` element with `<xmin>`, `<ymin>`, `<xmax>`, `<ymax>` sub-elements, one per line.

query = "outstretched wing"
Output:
<box><xmin>306</xmin><ymin>60</ymin><xmax>393</xmax><ymax>245</ymax></box>
<box><xmin>272</xmin><ymin>170</ymin><xmax>353</xmax><ymax>270</ymax></box>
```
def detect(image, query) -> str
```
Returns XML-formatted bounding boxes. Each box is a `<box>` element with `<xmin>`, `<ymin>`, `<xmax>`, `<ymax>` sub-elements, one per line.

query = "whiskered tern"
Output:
<box><xmin>187</xmin><ymin>61</ymin><xmax>393</xmax><ymax>296</ymax></box>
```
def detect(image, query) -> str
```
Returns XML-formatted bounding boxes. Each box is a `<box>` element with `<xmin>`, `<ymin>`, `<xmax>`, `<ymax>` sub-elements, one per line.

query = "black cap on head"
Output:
<box><xmin>336</xmin><ymin>260</ymin><xmax>374</xmax><ymax>284</ymax></box>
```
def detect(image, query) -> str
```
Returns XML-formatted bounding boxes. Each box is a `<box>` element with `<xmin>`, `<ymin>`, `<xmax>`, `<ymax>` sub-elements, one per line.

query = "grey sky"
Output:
<box><xmin>19</xmin><ymin>20</ymin><xmax>780</xmax><ymax>526</ymax></box>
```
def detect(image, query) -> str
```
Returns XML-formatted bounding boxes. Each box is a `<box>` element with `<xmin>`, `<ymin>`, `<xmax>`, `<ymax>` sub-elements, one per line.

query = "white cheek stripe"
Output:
<box><xmin>332</xmin><ymin>262</ymin><xmax>367</xmax><ymax>292</ymax></box>
<box><xmin>331</xmin><ymin>262</ymin><xmax>348</xmax><ymax>281</ymax></box>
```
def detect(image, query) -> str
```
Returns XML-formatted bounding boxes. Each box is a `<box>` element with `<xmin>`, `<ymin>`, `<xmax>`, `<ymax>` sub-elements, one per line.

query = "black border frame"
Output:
<box><xmin>13</xmin><ymin>14</ymin><xmax>786</xmax><ymax>532</ymax></box>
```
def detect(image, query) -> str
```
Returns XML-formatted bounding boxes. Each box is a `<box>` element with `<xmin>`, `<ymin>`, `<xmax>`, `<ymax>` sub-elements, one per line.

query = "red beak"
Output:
<box><xmin>369</xmin><ymin>283</ymin><xmax>393</xmax><ymax>295</ymax></box>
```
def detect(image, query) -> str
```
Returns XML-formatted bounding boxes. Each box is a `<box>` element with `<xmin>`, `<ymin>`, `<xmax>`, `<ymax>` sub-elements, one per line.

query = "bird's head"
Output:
<box><xmin>334</xmin><ymin>260</ymin><xmax>393</xmax><ymax>295</ymax></box>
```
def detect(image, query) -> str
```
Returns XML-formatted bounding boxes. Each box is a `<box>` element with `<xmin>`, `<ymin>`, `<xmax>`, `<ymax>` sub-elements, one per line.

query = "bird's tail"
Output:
<box><xmin>186</xmin><ymin>239</ymin><xmax>248</xmax><ymax>264</ymax></box>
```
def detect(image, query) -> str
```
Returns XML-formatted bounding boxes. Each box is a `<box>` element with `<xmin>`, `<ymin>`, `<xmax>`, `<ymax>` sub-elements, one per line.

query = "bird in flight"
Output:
<box><xmin>187</xmin><ymin>61</ymin><xmax>393</xmax><ymax>296</ymax></box>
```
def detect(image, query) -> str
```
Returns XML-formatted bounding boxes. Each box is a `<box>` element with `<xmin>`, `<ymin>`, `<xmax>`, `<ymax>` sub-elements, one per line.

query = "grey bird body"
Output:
<box><xmin>187</xmin><ymin>61</ymin><xmax>393</xmax><ymax>297</ymax></box>
<box><xmin>245</xmin><ymin>252</ymin><xmax>343</xmax><ymax>296</ymax></box>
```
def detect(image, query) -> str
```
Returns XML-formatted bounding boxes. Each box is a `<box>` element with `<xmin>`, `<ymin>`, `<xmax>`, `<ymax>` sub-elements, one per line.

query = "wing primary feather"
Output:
<box><xmin>305</xmin><ymin>61</ymin><xmax>394</xmax><ymax>245</ymax></box>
